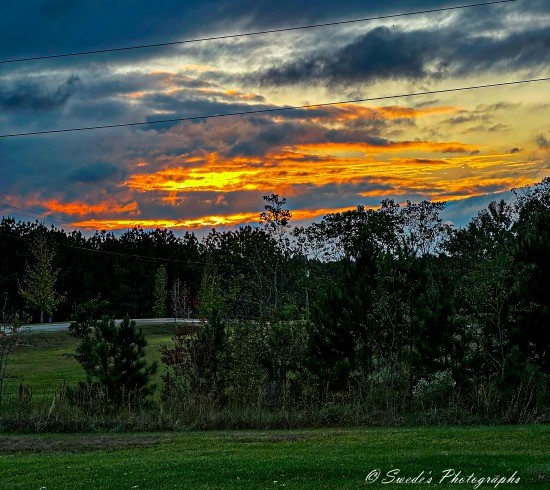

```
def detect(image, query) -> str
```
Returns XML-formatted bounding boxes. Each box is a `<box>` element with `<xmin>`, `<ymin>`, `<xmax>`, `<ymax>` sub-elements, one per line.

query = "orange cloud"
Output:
<box><xmin>70</xmin><ymin>207</ymin><xmax>357</xmax><ymax>231</ymax></box>
<box><xmin>180</xmin><ymin>64</ymin><xmax>215</xmax><ymax>72</ymax></box>
<box><xmin>290</xmin><ymin>140</ymin><xmax>478</xmax><ymax>155</ymax></box>
<box><xmin>223</xmin><ymin>89</ymin><xmax>264</xmax><ymax>101</ymax></box>
<box><xmin>123</xmin><ymin>139</ymin><xmax>480</xmax><ymax>197</ymax></box>
<box><xmin>43</xmin><ymin>199</ymin><xmax>140</xmax><ymax>217</ymax></box>
<box><xmin>125</xmin><ymin>166</ymin><xmax>261</xmax><ymax>193</ymax></box>
<box><xmin>305</xmin><ymin>104</ymin><xmax>460</xmax><ymax>123</ymax></box>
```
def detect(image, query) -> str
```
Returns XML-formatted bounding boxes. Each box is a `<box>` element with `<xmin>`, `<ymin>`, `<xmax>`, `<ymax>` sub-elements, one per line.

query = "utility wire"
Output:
<box><xmin>0</xmin><ymin>229</ymin><xmax>268</xmax><ymax>269</ymax></box>
<box><xmin>0</xmin><ymin>229</ymin><xmax>197</xmax><ymax>265</ymax></box>
<box><xmin>0</xmin><ymin>210</ymin><xmax>69</xmax><ymax>226</ymax></box>
<box><xmin>0</xmin><ymin>0</ymin><xmax>516</xmax><ymax>65</ymax></box>
<box><xmin>0</xmin><ymin>202</ymin><xmax>308</xmax><ymax>269</ymax></box>
<box><xmin>0</xmin><ymin>77</ymin><xmax>547</xmax><ymax>139</ymax></box>
<box><xmin>0</xmin><ymin>208</ymin><xmax>256</xmax><ymax>268</ymax></box>
<box><xmin>0</xmin><ymin>202</ymin><xmax>69</xmax><ymax>226</ymax></box>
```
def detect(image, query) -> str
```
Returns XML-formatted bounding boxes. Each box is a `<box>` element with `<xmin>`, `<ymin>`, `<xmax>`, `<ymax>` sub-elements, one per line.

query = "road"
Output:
<box><xmin>22</xmin><ymin>318</ymin><xmax>200</xmax><ymax>333</ymax></box>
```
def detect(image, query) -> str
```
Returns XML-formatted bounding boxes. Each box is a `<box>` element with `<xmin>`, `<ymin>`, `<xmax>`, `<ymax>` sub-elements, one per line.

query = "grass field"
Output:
<box><xmin>1</xmin><ymin>328</ymin><xmax>549</xmax><ymax>488</ymax></box>
<box><xmin>0</xmin><ymin>426</ymin><xmax>548</xmax><ymax>489</ymax></box>
<box><xmin>3</xmin><ymin>324</ymin><xmax>174</xmax><ymax>401</ymax></box>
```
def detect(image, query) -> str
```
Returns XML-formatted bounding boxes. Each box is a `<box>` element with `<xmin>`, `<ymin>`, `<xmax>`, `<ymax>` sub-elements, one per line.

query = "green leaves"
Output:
<box><xmin>19</xmin><ymin>233</ymin><xmax>65</xmax><ymax>322</ymax></box>
<box><xmin>72</xmin><ymin>314</ymin><xmax>157</xmax><ymax>405</ymax></box>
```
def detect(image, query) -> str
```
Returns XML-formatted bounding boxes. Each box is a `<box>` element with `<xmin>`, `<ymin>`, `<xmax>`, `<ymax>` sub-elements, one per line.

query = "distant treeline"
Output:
<box><xmin>1</xmin><ymin>179</ymin><xmax>549</xmax><ymax>424</ymax></box>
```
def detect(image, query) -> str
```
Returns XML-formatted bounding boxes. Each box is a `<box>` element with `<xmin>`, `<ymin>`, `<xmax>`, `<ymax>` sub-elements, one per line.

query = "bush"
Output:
<box><xmin>413</xmin><ymin>369</ymin><xmax>456</xmax><ymax>410</ymax></box>
<box><xmin>71</xmin><ymin>314</ymin><xmax>157</xmax><ymax>406</ymax></box>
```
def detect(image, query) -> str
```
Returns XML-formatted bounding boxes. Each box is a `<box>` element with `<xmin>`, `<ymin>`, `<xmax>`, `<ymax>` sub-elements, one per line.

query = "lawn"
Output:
<box><xmin>2</xmin><ymin>327</ymin><xmax>548</xmax><ymax>489</ymax></box>
<box><xmin>0</xmin><ymin>426</ymin><xmax>548</xmax><ymax>489</ymax></box>
<box><xmin>3</xmin><ymin>323</ymin><xmax>174</xmax><ymax>402</ymax></box>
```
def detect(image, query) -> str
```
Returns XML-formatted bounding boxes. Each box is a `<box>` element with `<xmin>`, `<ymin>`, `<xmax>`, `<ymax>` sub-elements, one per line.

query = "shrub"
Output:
<box><xmin>412</xmin><ymin>369</ymin><xmax>456</xmax><ymax>410</ymax></box>
<box><xmin>71</xmin><ymin>314</ymin><xmax>157</xmax><ymax>406</ymax></box>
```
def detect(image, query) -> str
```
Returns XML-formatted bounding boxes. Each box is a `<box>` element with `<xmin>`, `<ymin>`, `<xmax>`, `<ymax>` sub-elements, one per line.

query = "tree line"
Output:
<box><xmin>0</xmin><ymin>178</ymin><xmax>549</xmax><ymax>424</ymax></box>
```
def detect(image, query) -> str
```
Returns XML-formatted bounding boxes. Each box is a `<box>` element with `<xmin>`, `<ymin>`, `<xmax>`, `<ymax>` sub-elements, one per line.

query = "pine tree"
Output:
<box><xmin>72</xmin><ymin>315</ymin><xmax>157</xmax><ymax>404</ymax></box>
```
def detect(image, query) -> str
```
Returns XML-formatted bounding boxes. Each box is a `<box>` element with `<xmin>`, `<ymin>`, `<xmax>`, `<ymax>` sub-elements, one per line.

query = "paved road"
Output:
<box><xmin>23</xmin><ymin>318</ymin><xmax>200</xmax><ymax>333</ymax></box>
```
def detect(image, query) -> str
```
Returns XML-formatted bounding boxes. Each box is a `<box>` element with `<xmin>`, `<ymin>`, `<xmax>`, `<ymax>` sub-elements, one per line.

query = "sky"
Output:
<box><xmin>0</xmin><ymin>0</ymin><xmax>549</xmax><ymax>233</ymax></box>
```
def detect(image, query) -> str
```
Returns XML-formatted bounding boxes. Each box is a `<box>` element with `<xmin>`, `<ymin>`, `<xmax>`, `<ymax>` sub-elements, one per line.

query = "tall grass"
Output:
<box><xmin>0</xmin><ymin>376</ymin><xmax>547</xmax><ymax>433</ymax></box>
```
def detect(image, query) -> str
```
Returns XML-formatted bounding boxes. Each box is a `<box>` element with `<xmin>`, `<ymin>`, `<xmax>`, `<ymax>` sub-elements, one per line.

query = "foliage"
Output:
<box><xmin>2</xmin><ymin>178</ymin><xmax>550</xmax><ymax>422</ymax></box>
<box><xmin>0</xmin><ymin>295</ymin><xmax>27</xmax><ymax>405</ymax></box>
<box><xmin>18</xmin><ymin>233</ymin><xmax>65</xmax><ymax>323</ymax></box>
<box><xmin>153</xmin><ymin>265</ymin><xmax>168</xmax><ymax>317</ymax></box>
<box><xmin>70</xmin><ymin>314</ymin><xmax>157</xmax><ymax>405</ymax></box>
<box><xmin>412</xmin><ymin>369</ymin><xmax>456</xmax><ymax>409</ymax></box>
<box><xmin>170</xmin><ymin>278</ymin><xmax>191</xmax><ymax>319</ymax></box>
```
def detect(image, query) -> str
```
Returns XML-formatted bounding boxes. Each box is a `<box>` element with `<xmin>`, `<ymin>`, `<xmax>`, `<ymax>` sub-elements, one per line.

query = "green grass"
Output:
<box><xmin>0</xmin><ymin>426</ymin><xmax>548</xmax><ymax>489</ymax></box>
<box><xmin>3</xmin><ymin>324</ymin><xmax>174</xmax><ymax>402</ymax></box>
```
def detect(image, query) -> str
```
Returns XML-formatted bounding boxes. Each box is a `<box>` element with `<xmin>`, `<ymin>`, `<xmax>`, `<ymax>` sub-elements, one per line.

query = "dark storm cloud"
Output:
<box><xmin>133</xmin><ymin>109</ymin><xmax>395</xmax><ymax>159</ymax></box>
<box><xmin>0</xmin><ymin>75</ymin><xmax>80</xmax><ymax>112</ymax></box>
<box><xmin>0</xmin><ymin>1</ymin><xmax>456</xmax><ymax>63</ymax></box>
<box><xmin>253</xmin><ymin>24</ymin><xmax>550</xmax><ymax>87</ymax></box>
<box><xmin>139</xmin><ymin>93</ymin><xmax>270</xmax><ymax>118</ymax></box>
<box><xmin>222</xmin><ymin>121</ymin><xmax>391</xmax><ymax>157</ymax></box>
<box><xmin>0</xmin><ymin>128</ymin><xmax>130</xmax><ymax>197</ymax></box>
<box><xmin>66</xmin><ymin>162</ymin><xmax>122</xmax><ymax>183</ymax></box>
<box><xmin>256</xmin><ymin>27</ymin><xmax>435</xmax><ymax>86</ymax></box>
<box><xmin>536</xmin><ymin>134</ymin><xmax>550</xmax><ymax>149</ymax></box>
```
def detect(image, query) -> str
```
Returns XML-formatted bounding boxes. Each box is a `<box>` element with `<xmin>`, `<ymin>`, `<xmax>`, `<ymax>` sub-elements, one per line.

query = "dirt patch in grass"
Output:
<box><xmin>0</xmin><ymin>434</ymin><xmax>170</xmax><ymax>454</ymax></box>
<box><xmin>225</xmin><ymin>431</ymin><xmax>319</xmax><ymax>444</ymax></box>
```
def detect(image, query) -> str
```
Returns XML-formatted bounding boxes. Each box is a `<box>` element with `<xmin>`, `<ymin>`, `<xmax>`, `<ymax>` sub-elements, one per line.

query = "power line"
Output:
<box><xmin>0</xmin><ymin>229</ymin><xmax>197</xmax><ymax>265</ymax></box>
<box><xmin>0</xmin><ymin>203</ymin><xmax>293</xmax><ymax>269</ymax></box>
<box><xmin>0</xmin><ymin>228</ymin><xmax>272</xmax><ymax>270</ymax></box>
<box><xmin>0</xmin><ymin>1</ymin><xmax>515</xmax><ymax>65</ymax></box>
<box><xmin>0</xmin><ymin>207</ymin><xmax>254</xmax><ymax>268</ymax></box>
<box><xmin>62</xmin><ymin>241</ymin><xmax>197</xmax><ymax>265</ymax></box>
<box><xmin>0</xmin><ymin>211</ymin><xmax>68</xmax><ymax>226</ymax></box>
<box><xmin>0</xmin><ymin>77</ymin><xmax>547</xmax><ymax>139</ymax></box>
<box><xmin>0</xmin><ymin>202</ymin><xmax>69</xmax><ymax>226</ymax></box>
<box><xmin>0</xmin><ymin>208</ymin><xmax>71</xmax><ymax>226</ymax></box>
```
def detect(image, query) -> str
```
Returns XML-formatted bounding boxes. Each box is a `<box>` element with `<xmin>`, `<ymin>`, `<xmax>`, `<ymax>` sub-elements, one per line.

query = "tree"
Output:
<box><xmin>258</xmin><ymin>194</ymin><xmax>294</xmax><ymax>319</ymax></box>
<box><xmin>171</xmin><ymin>278</ymin><xmax>191</xmax><ymax>320</ymax></box>
<box><xmin>448</xmin><ymin>200</ymin><xmax>517</xmax><ymax>380</ymax></box>
<box><xmin>512</xmin><ymin>179</ymin><xmax>550</xmax><ymax>374</ymax></box>
<box><xmin>260</xmin><ymin>193</ymin><xmax>292</xmax><ymax>245</ymax></box>
<box><xmin>153</xmin><ymin>265</ymin><xmax>168</xmax><ymax>317</ymax></box>
<box><xmin>309</xmin><ymin>244</ymin><xmax>378</xmax><ymax>392</ymax></box>
<box><xmin>71</xmin><ymin>313</ymin><xmax>157</xmax><ymax>404</ymax></box>
<box><xmin>162</xmin><ymin>262</ymin><xmax>227</xmax><ymax>400</ymax></box>
<box><xmin>19</xmin><ymin>234</ymin><xmax>64</xmax><ymax>323</ymax></box>
<box><xmin>0</xmin><ymin>293</ymin><xmax>27</xmax><ymax>405</ymax></box>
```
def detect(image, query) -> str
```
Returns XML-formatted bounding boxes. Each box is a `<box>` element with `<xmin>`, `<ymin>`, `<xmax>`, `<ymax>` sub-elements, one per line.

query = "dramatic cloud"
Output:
<box><xmin>536</xmin><ymin>134</ymin><xmax>550</xmax><ymax>149</ymax></box>
<box><xmin>66</xmin><ymin>162</ymin><xmax>122</xmax><ymax>184</ymax></box>
<box><xmin>0</xmin><ymin>0</ymin><xmax>548</xmax><ymax>231</ymax></box>
<box><xmin>0</xmin><ymin>75</ymin><xmax>80</xmax><ymax>112</ymax></box>
<box><xmin>253</xmin><ymin>25</ymin><xmax>550</xmax><ymax>87</ymax></box>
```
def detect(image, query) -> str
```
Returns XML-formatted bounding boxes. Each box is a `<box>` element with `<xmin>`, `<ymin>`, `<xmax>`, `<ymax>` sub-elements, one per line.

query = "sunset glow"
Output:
<box><xmin>0</xmin><ymin>1</ymin><xmax>548</xmax><ymax>231</ymax></box>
